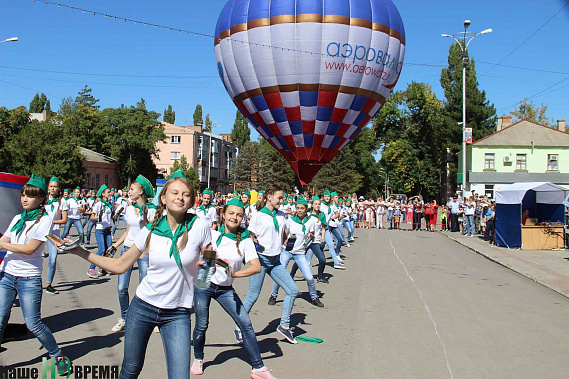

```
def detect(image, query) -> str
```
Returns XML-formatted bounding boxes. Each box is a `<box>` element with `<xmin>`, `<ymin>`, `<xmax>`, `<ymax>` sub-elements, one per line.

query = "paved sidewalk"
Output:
<box><xmin>442</xmin><ymin>230</ymin><xmax>569</xmax><ymax>298</ymax></box>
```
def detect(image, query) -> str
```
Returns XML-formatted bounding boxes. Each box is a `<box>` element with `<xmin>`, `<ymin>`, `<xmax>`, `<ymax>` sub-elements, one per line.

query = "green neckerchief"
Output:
<box><xmin>100</xmin><ymin>199</ymin><xmax>112</xmax><ymax>213</ymax></box>
<box><xmin>291</xmin><ymin>215</ymin><xmax>309</xmax><ymax>233</ymax></box>
<box><xmin>46</xmin><ymin>197</ymin><xmax>59</xmax><ymax>212</ymax></box>
<box><xmin>216</xmin><ymin>224</ymin><xmax>251</xmax><ymax>246</ymax></box>
<box><xmin>147</xmin><ymin>214</ymin><xmax>197</xmax><ymax>270</ymax></box>
<box><xmin>259</xmin><ymin>206</ymin><xmax>279</xmax><ymax>231</ymax></box>
<box><xmin>311</xmin><ymin>211</ymin><xmax>327</xmax><ymax>228</ymax></box>
<box><xmin>11</xmin><ymin>208</ymin><xmax>42</xmax><ymax>237</ymax></box>
<box><xmin>89</xmin><ymin>196</ymin><xmax>95</xmax><ymax>201</ymax></box>
<box><xmin>198</xmin><ymin>203</ymin><xmax>213</xmax><ymax>215</ymax></box>
<box><xmin>322</xmin><ymin>200</ymin><xmax>331</xmax><ymax>214</ymax></box>
<box><xmin>133</xmin><ymin>202</ymin><xmax>158</xmax><ymax>212</ymax></box>
<box><xmin>282</xmin><ymin>200</ymin><xmax>289</xmax><ymax>206</ymax></box>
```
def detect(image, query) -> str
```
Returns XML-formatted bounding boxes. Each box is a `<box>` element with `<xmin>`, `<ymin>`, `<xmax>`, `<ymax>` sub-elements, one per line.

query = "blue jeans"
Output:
<box><xmin>301</xmin><ymin>243</ymin><xmax>326</xmax><ymax>277</ymax></box>
<box><xmin>241</xmin><ymin>254</ymin><xmax>298</xmax><ymax>328</ymax></box>
<box><xmin>465</xmin><ymin>215</ymin><xmax>475</xmax><ymax>236</ymax></box>
<box><xmin>61</xmin><ymin>218</ymin><xmax>84</xmax><ymax>239</ymax></box>
<box><xmin>341</xmin><ymin>219</ymin><xmax>353</xmax><ymax>240</ymax></box>
<box><xmin>90</xmin><ymin>228</ymin><xmax>112</xmax><ymax>270</ymax></box>
<box><xmin>328</xmin><ymin>226</ymin><xmax>344</xmax><ymax>255</ymax></box>
<box><xmin>272</xmin><ymin>250</ymin><xmax>317</xmax><ymax>300</ymax></box>
<box><xmin>118</xmin><ymin>246</ymin><xmax>149</xmax><ymax>320</ymax></box>
<box><xmin>82</xmin><ymin>215</ymin><xmax>90</xmax><ymax>228</ymax></box>
<box><xmin>193</xmin><ymin>284</ymin><xmax>263</xmax><ymax>369</ymax></box>
<box><xmin>46</xmin><ymin>230</ymin><xmax>60</xmax><ymax>285</ymax></box>
<box><xmin>323</xmin><ymin>229</ymin><xmax>339</xmax><ymax>264</ymax></box>
<box><xmin>85</xmin><ymin>220</ymin><xmax>97</xmax><ymax>243</ymax></box>
<box><xmin>350</xmin><ymin>219</ymin><xmax>355</xmax><ymax>233</ymax></box>
<box><xmin>112</xmin><ymin>216</ymin><xmax>126</xmax><ymax>236</ymax></box>
<box><xmin>120</xmin><ymin>296</ymin><xmax>191</xmax><ymax>379</ymax></box>
<box><xmin>0</xmin><ymin>272</ymin><xmax>61</xmax><ymax>357</ymax></box>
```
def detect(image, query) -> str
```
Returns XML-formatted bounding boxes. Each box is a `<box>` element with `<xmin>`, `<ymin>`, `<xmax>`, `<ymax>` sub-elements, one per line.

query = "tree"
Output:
<box><xmin>45</xmin><ymin>100</ymin><xmax>52</xmax><ymax>115</ymax></box>
<box><xmin>204</xmin><ymin>114</ymin><xmax>212</xmax><ymax>132</ymax></box>
<box><xmin>257</xmin><ymin>138</ymin><xmax>295</xmax><ymax>190</ymax></box>
<box><xmin>344</xmin><ymin>127</ymin><xmax>382</xmax><ymax>196</ymax></box>
<box><xmin>76</xmin><ymin>85</ymin><xmax>100</xmax><ymax>109</ymax></box>
<box><xmin>163</xmin><ymin>104</ymin><xmax>176</xmax><ymax>124</ymax></box>
<box><xmin>510</xmin><ymin>98</ymin><xmax>553</xmax><ymax>126</ymax></box>
<box><xmin>311</xmin><ymin>148</ymin><xmax>363</xmax><ymax>195</ymax></box>
<box><xmin>230</xmin><ymin>110</ymin><xmax>250</xmax><ymax>147</ymax></box>
<box><xmin>229</xmin><ymin>141</ymin><xmax>259</xmax><ymax>189</ymax></box>
<box><xmin>168</xmin><ymin>155</ymin><xmax>200</xmax><ymax>192</ymax></box>
<box><xmin>0</xmin><ymin>106</ymin><xmax>31</xmax><ymax>171</ymax></box>
<box><xmin>29</xmin><ymin>93</ymin><xmax>41</xmax><ymax>113</ymax></box>
<box><xmin>193</xmin><ymin>104</ymin><xmax>203</xmax><ymax>127</ymax></box>
<box><xmin>39</xmin><ymin>93</ymin><xmax>47</xmax><ymax>112</ymax></box>
<box><xmin>59</xmin><ymin>88</ymin><xmax>102</xmax><ymax>152</ymax></box>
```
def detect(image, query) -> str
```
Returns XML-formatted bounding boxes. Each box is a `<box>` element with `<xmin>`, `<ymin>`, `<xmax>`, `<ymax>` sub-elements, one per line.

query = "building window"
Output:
<box><xmin>95</xmin><ymin>174</ymin><xmax>100</xmax><ymax>188</ymax></box>
<box><xmin>484</xmin><ymin>153</ymin><xmax>495</xmax><ymax>170</ymax></box>
<box><xmin>171</xmin><ymin>151</ymin><xmax>181</xmax><ymax>160</ymax></box>
<box><xmin>105</xmin><ymin>174</ymin><xmax>109</xmax><ymax>186</ymax></box>
<box><xmin>516</xmin><ymin>154</ymin><xmax>527</xmax><ymax>170</ymax></box>
<box><xmin>171</xmin><ymin>135</ymin><xmax>181</xmax><ymax>144</ymax></box>
<box><xmin>485</xmin><ymin>185</ymin><xmax>494</xmax><ymax>199</ymax></box>
<box><xmin>547</xmin><ymin>154</ymin><xmax>558</xmax><ymax>171</ymax></box>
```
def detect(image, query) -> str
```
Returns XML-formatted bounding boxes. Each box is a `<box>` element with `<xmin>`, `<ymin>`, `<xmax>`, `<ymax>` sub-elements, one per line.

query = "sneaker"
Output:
<box><xmin>311</xmin><ymin>298</ymin><xmax>324</xmax><ymax>308</ymax></box>
<box><xmin>45</xmin><ymin>285</ymin><xmax>59</xmax><ymax>295</ymax></box>
<box><xmin>111</xmin><ymin>318</ymin><xmax>125</xmax><ymax>333</ymax></box>
<box><xmin>251</xmin><ymin>366</ymin><xmax>277</xmax><ymax>379</ymax></box>
<box><xmin>267</xmin><ymin>295</ymin><xmax>277</xmax><ymax>306</ymax></box>
<box><xmin>345</xmin><ymin>242</ymin><xmax>351</xmax><ymax>248</ymax></box>
<box><xmin>55</xmin><ymin>355</ymin><xmax>72</xmax><ymax>377</ymax></box>
<box><xmin>234</xmin><ymin>328</ymin><xmax>243</xmax><ymax>344</ymax></box>
<box><xmin>333</xmin><ymin>263</ymin><xmax>346</xmax><ymax>270</ymax></box>
<box><xmin>80</xmin><ymin>243</ymin><xmax>87</xmax><ymax>250</ymax></box>
<box><xmin>348</xmin><ymin>238</ymin><xmax>355</xmax><ymax>243</ymax></box>
<box><xmin>337</xmin><ymin>257</ymin><xmax>344</xmax><ymax>263</ymax></box>
<box><xmin>276</xmin><ymin>325</ymin><xmax>297</xmax><ymax>344</ymax></box>
<box><xmin>316</xmin><ymin>276</ymin><xmax>329</xmax><ymax>284</ymax></box>
<box><xmin>87</xmin><ymin>269</ymin><xmax>98</xmax><ymax>279</ymax></box>
<box><xmin>42</xmin><ymin>252</ymin><xmax>49</xmax><ymax>258</ymax></box>
<box><xmin>98</xmin><ymin>268</ymin><xmax>111</xmax><ymax>277</ymax></box>
<box><xmin>190</xmin><ymin>359</ymin><xmax>204</xmax><ymax>375</ymax></box>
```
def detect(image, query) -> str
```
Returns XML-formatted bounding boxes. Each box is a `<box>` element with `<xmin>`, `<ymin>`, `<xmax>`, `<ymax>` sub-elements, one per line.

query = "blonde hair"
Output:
<box><xmin>256</xmin><ymin>184</ymin><xmax>283</xmax><ymax>211</ymax></box>
<box><xmin>132</xmin><ymin>181</ymin><xmax>150</xmax><ymax>224</ymax></box>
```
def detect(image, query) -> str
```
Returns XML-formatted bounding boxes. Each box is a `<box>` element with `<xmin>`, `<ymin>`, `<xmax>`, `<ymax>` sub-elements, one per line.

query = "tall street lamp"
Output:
<box><xmin>442</xmin><ymin>21</ymin><xmax>491</xmax><ymax>195</ymax></box>
<box><xmin>0</xmin><ymin>37</ymin><xmax>19</xmax><ymax>44</ymax></box>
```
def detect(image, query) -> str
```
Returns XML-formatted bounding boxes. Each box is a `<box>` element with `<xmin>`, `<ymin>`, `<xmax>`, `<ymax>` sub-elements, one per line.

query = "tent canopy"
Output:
<box><xmin>496</xmin><ymin>182</ymin><xmax>568</xmax><ymax>205</ymax></box>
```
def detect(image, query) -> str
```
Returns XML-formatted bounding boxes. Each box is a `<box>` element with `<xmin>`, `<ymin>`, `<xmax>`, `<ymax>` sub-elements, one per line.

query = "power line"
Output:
<box><xmin>497</xmin><ymin>75</ymin><xmax>569</xmax><ymax>114</ymax></box>
<box><xmin>480</xmin><ymin>1</ymin><xmax>569</xmax><ymax>77</ymax></box>
<box><xmin>0</xmin><ymin>78</ymin><xmax>62</xmax><ymax>100</ymax></box>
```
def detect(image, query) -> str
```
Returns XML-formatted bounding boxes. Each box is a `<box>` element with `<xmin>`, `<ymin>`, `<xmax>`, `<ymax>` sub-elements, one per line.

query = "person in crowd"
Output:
<box><xmin>440</xmin><ymin>203</ymin><xmax>448</xmax><ymax>231</ymax></box>
<box><xmin>84</xmin><ymin>190</ymin><xmax>98</xmax><ymax>244</ymax></box>
<box><xmin>0</xmin><ymin>175</ymin><xmax>72</xmax><ymax>376</ymax></box>
<box><xmin>448</xmin><ymin>195</ymin><xmax>460</xmax><ymax>232</ymax></box>
<box><xmin>463</xmin><ymin>197</ymin><xmax>476</xmax><ymax>236</ymax></box>
<box><xmin>484</xmin><ymin>204</ymin><xmax>495</xmax><ymax>243</ymax></box>
<box><xmin>295</xmin><ymin>195</ymin><xmax>328</xmax><ymax>283</ymax></box>
<box><xmin>87</xmin><ymin>184</ymin><xmax>114</xmax><ymax>278</ymax></box>
<box><xmin>428</xmin><ymin>201</ymin><xmax>438</xmax><ymax>232</ymax></box>
<box><xmin>393</xmin><ymin>198</ymin><xmax>401</xmax><ymax>230</ymax></box>
<box><xmin>61</xmin><ymin>187</ymin><xmax>84</xmax><ymax>241</ymax></box>
<box><xmin>197</xmin><ymin>188</ymin><xmax>219</xmax><ymax>230</ymax></box>
<box><xmin>522</xmin><ymin>209</ymin><xmax>530</xmax><ymax>226</ymax></box>
<box><xmin>321</xmin><ymin>190</ymin><xmax>345</xmax><ymax>269</ymax></box>
<box><xmin>44</xmin><ymin>176</ymin><xmax>69</xmax><ymax>295</ymax></box>
<box><xmin>111</xmin><ymin>190</ymin><xmax>129</xmax><ymax>237</ymax></box>
<box><xmin>241</xmin><ymin>190</ymin><xmax>253</xmax><ymax>228</ymax></box>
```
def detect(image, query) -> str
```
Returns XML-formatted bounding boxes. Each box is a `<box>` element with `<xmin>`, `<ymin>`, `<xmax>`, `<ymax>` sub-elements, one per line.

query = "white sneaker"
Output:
<box><xmin>111</xmin><ymin>318</ymin><xmax>125</xmax><ymax>333</ymax></box>
<box><xmin>251</xmin><ymin>366</ymin><xmax>277</xmax><ymax>379</ymax></box>
<box><xmin>345</xmin><ymin>242</ymin><xmax>351</xmax><ymax>248</ymax></box>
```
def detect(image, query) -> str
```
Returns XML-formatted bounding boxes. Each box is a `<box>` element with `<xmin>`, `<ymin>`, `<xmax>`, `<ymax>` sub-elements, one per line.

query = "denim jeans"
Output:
<box><xmin>118</xmin><ymin>246</ymin><xmax>149</xmax><ymax>320</ymax></box>
<box><xmin>193</xmin><ymin>284</ymin><xmax>263</xmax><ymax>369</ymax></box>
<box><xmin>465</xmin><ymin>215</ymin><xmax>475</xmax><ymax>236</ymax></box>
<box><xmin>0</xmin><ymin>272</ymin><xmax>61</xmax><ymax>357</ymax></box>
<box><xmin>61</xmin><ymin>218</ymin><xmax>84</xmax><ymax>239</ymax></box>
<box><xmin>112</xmin><ymin>216</ymin><xmax>126</xmax><ymax>236</ymax></box>
<box><xmin>120</xmin><ymin>296</ymin><xmax>191</xmax><ymax>379</ymax></box>
<box><xmin>85</xmin><ymin>220</ymin><xmax>97</xmax><ymax>243</ymax></box>
<box><xmin>328</xmin><ymin>226</ymin><xmax>344</xmax><ymax>256</ymax></box>
<box><xmin>82</xmin><ymin>215</ymin><xmax>90</xmax><ymax>228</ymax></box>
<box><xmin>323</xmin><ymin>230</ymin><xmax>339</xmax><ymax>264</ymax></box>
<box><xmin>350</xmin><ymin>219</ymin><xmax>355</xmax><ymax>233</ymax></box>
<box><xmin>341</xmin><ymin>219</ymin><xmax>353</xmax><ymax>240</ymax></box>
<box><xmin>301</xmin><ymin>243</ymin><xmax>326</xmax><ymax>277</ymax></box>
<box><xmin>271</xmin><ymin>250</ymin><xmax>317</xmax><ymax>300</ymax></box>
<box><xmin>90</xmin><ymin>228</ymin><xmax>112</xmax><ymax>270</ymax></box>
<box><xmin>46</xmin><ymin>230</ymin><xmax>60</xmax><ymax>285</ymax></box>
<box><xmin>484</xmin><ymin>219</ymin><xmax>495</xmax><ymax>243</ymax></box>
<box><xmin>241</xmin><ymin>254</ymin><xmax>298</xmax><ymax>328</ymax></box>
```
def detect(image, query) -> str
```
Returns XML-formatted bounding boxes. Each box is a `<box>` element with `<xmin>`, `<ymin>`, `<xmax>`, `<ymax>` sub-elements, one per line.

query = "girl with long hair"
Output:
<box><xmin>61</xmin><ymin>187</ymin><xmax>84</xmax><ymax>240</ymax></box>
<box><xmin>0</xmin><ymin>175</ymin><xmax>71</xmax><ymax>375</ymax></box>
<box><xmin>44</xmin><ymin>176</ymin><xmax>69</xmax><ymax>295</ymax></box>
<box><xmin>49</xmin><ymin>172</ymin><xmax>212</xmax><ymax>378</ymax></box>
<box><xmin>191</xmin><ymin>197</ymin><xmax>276</xmax><ymax>379</ymax></box>
<box><xmin>87</xmin><ymin>184</ymin><xmax>114</xmax><ymax>278</ymax></box>
<box><xmin>320</xmin><ymin>190</ymin><xmax>345</xmax><ymax>269</ymax></box>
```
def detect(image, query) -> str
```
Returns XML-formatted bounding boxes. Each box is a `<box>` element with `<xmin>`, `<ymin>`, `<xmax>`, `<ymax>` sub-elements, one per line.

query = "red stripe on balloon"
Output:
<box><xmin>362</xmin><ymin>99</ymin><xmax>377</xmax><ymax>115</ymax></box>
<box><xmin>330</xmin><ymin>108</ymin><xmax>349</xmax><ymax>123</ymax></box>
<box><xmin>267</xmin><ymin>123</ymin><xmax>282</xmax><ymax>137</ymax></box>
<box><xmin>251</xmin><ymin>112</ymin><xmax>265</xmax><ymax>127</ymax></box>
<box><xmin>235</xmin><ymin>102</ymin><xmax>250</xmax><ymax>117</ymax></box>
<box><xmin>302</xmin><ymin>120</ymin><xmax>315</xmax><ymax>134</ymax></box>
<box><xmin>296</xmin><ymin>147</ymin><xmax>309</xmax><ymax>161</ymax></box>
<box><xmin>317</xmin><ymin>91</ymin><xmax>338</xmax><ymax>108</ymax></box>
<box><xmin>264</xmin><ymin>92</ymin><xmax>284</xmax><ymax>109</ymax></box>
<box><xmin>284</xmin><ymin>107</ymin><xmax>301</xmax><ymax>122</ymax></box>
<box><xmin>337</xmin><ymin>123</ymin><xmax>351</xmax><ymax>137</ymax></box>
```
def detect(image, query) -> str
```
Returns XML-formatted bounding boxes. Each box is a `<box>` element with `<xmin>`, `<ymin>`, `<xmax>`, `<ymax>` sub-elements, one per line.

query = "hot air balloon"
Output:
<box><xmin>214</xmin><ymin>0</ymin><xmax>405</xmax><ymax>184</ymax></box>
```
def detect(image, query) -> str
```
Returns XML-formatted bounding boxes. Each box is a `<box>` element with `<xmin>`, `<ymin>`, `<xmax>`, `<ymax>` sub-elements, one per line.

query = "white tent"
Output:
<box><xmin>496</xmin><ymin>182</ymin><xmax>568</xmax><ymax>205</ymax></box>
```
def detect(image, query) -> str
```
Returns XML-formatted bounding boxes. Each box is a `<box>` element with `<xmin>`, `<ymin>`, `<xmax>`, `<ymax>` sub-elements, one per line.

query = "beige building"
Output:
<box><xmin>154</xmin><ymin>122</ymin><xmax>239</xmax><ymax>193</ymax></box>
<box><xmin>80</xmin><ymin>147</ymin><xmax>119</xmax><ymax>190</ymax></box>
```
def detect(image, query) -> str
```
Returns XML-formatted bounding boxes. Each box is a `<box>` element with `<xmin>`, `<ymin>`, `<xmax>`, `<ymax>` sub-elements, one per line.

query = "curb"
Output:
<box><xmin>441</xmin><ymin>232</ymin><xmax>569</xmax><ymax>300</ymax></box>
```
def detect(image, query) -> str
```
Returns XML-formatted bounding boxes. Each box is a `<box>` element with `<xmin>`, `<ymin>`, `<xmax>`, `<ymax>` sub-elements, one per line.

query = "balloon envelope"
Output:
<box><xmin>215</xmin><ymin>0</ymin><xmax>405</xmax><ymax>184</ymax></box>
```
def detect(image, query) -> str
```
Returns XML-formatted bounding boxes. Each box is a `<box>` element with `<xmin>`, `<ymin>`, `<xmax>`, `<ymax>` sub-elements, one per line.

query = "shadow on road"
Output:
<box><xmin>54</xmin><ymin>278</ymin><xmax>112</xmax><ymax>292</ymax></box>
<box><xmin>43</xmin><ymin>307</ymin><xmax>115</xmax><ymax>334</ymax></box>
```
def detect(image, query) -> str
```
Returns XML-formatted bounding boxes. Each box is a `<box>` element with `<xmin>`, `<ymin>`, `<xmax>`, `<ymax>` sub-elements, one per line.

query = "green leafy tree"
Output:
<box><xmin>163</xmin><ymin>104</ymin><xmax>176</xmax><ymax>124</ymax></box>
<box><xmin>193</xmin><ymin>104</ymin><xmax>203</xmax><ymax>127</ymax></box>
<box><xmin>229</xmin><ymin>141</ymin><xmax>259</xmax><ymax>189</ymax></box>
<box><xmin>0</xmin><ymin>106</ymin><xmax>31</xmax><ymax>171</ymax></box>
<box><xmin>168</xmin><ymin>155</ymin><xmax>200</xmax><ymax>192</ymax></box>
<box><xmin>510</xmin><ymin>98</ymin><xmax>553</xmax><ymax>126</ymax></box>
<box><xmin>204</xmin><ymin>114</ymin><xmax>213</xmax><ymax>133</ymax></box>
<box><xmin>39</xmin><ymin>93</ymin><xmax>47</xmax><ymax>112</ymax></box>
<box><xmin>45</xmin><ymin>100</ymin><xmax>52</xmax><ymax>115</ymax></box>
<box><xmin>76</xmin><ymin>85</ymin><xmax>100</xmax><ymax>109</ymax></box>
<box><xmin>344</xmin><ymin>127</ymin><xmax>381</xmax><ymax>196</ymax></box>
<box><xmin>29</xmin><ymin>93</ymin><xmax>41</xmax><ymax>113</ymax></box>
<box><xmin>230</xmin><ymin>110</ymin><xmax>250</xmax><ymax>147</ymax></box>
<box><xmin>257</xmin><ymin>138</ymin><xmax>295</xmax><ymax>190</ymax></box>
<box><xmin>311</xmin><ymin>148</ymin><xmax>363</xmax><ymax>195</ymax></box>
<box><xmin>58</xmin><ymin>86</ymin><xmax>103</xmax><ymax>151</ymax></box>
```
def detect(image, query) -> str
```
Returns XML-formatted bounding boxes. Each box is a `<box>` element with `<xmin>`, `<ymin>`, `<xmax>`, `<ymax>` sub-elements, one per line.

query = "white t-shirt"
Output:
<box><xmin>134</xmin><ymin>217</ymin><xmax>212</xmax><ymax>309</ymax></box>
<box><xmin>285</xmin><ymin>216</ymin><xmax>312</xmax><ymax>255</ymax></box>
<box><xmin>85</xmin><ymin>198</ymin><xmax>95</xmax><ymax>213</ymax></box>
<box><xmin>196</xmin><ymin>205</ymin><xmax>218</xmax><ymax>228</ymax></box>
<box><xmin>1</xmin><ymin>214</ymin><xmax>52</xmax><ymax>276</ymax></box>
<box><xmin>45</xmin><ymin>198</ymin><xmax>68</xmax><ymax>232</ymax></box>
<box><xmin>92</xmin><ymin>201</ymin><xmax>113</xmax><ymax>229</ymax></box>
<box><xmin>242</xmin><ymin>204</ymin><xmax>254</xmax><ymax>227</ymax></box>
<box><xmin>464</xmin><ymin>203</ymin><xmax>476</xmax><ymax>216</ymax></box>
<box><xmin>211</xmin><ymin>229</ymin><xmax>258</xmax><ymax>286</ymax></box>
<box><xmin>123</xmin><ymin>205</ymin><xmax>158</xmax><ymax>248</ymax></box>
<box><xmin>248</xmin><ymin>209</ymin><xmax>286</xmax><ymax>257</ymax></box>
<box><xmin>310</xmin><ymin>212</ymin><xmax>324</xmax><ymax>242</ymax></box>
<box><xmin>66</xmin><ymin>198</ymin><xmax>83</xmax><ymax>220</ymax></box>
<box><xmin>116</xmin><ymin>197</ymin><xmax>129</xmax><ymax>216</ymax></box>
<box><xmin>377</xmin><ymin>201</ymin><xmax>386</xmax><ymax>214</ymax></box>
<box><xmin>328</xmin><ymin>204</ymin><xmax>340</xmax><ymax>227</ymax></box>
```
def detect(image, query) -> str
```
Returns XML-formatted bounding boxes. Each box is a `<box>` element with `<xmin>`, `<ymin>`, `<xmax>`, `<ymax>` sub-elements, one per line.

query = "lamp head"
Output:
<box><xmin>464</xmin><ymin>20</ymin><xmax>471</xmax><ymax>29</ymax></box>
<box><xmin>480</xmin><ymin>28</ymin><xmax>493</xmax><ymax>35</ymax></box>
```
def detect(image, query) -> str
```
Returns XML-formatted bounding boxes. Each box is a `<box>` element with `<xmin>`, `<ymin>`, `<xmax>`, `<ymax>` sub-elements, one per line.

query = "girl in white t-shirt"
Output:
<box><xmin>87</xmin><ymin>184</ymin><xmax>114</xmax><ymax>278</ymax></box>
<box><xmin>191</xmin><ymin>198</ymin><xmax>276</xmax><ymax>379</ymax></box>
<box><xmin>0</xmin><ymin>175</ymin><xmax>71</xmax><ymax>375</ymax></box>
<box><xmin>61</xmin><ymin>187</ymin><xmax>84</xmax><ymax>240</ymax></box>
<box><xmin>44</xmin><ymin>176</ymin><xmax>69</xmax><ymax>295</ymax></box>
<box><xmin>108</xmin><ymin>175</ymin><xmax>157</xmax><ymax>333</ymax></box>
<box><xmin>49</xmin><ymin>174</ymin><xmax>212</xmax><ymax>378</ymax></box>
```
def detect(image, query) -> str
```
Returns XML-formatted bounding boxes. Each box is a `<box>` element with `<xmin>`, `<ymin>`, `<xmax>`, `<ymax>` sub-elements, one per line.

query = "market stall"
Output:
<box><xmin>495</xmin><ymin>182</ymin><xmax>567</xmax><ymax>250</ymax></box>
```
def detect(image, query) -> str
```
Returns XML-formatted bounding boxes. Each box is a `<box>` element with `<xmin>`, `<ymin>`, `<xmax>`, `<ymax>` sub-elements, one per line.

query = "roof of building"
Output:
<box><xmin>473</xmin><ymin>120</ymin><xmax>569</xmax><ymax>147</ymax></box>
<box><xmin>161</xmin><ymin>122</ymin><xmax>201</xmax><ymax>134</ymax></box>
<box><xmin>79</xmin><ymin>146</ymin><xmax>118</xmax><ymax>164</ymax></box>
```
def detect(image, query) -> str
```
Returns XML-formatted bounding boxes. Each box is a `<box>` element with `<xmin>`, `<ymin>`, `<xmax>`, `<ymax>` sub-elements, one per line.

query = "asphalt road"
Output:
<box><xmin>1</xmin><ymin>226</ymin><xmax>569</xmax><ymax>379</ymax></box>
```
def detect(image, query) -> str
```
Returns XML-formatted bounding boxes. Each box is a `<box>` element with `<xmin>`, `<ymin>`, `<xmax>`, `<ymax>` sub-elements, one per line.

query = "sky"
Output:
<box><xmin>1</xmin><ymin>0</ymin><xmax>569</xmax><ymax>150</ymax></box>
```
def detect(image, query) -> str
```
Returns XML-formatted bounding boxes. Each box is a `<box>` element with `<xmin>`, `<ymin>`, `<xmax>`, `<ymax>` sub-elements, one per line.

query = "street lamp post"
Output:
<box><xmin>378</xmin><ymin>169</ymin><xmax>389</xmax><ymax>198</ymax></box>
<box><xmin>442</xmin><ymin>21</ymin><xmax>491</xmax><ymax>195</ymax></box>
<box><xmin>0</xmin><ymin>37</ymin><xmax>18</xmax><ymax>44</ymax></box>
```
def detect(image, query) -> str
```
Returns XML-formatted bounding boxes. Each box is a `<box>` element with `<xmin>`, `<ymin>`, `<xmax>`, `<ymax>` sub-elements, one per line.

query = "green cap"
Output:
<box><xmin>26</xmin><ymin>174</ymin><xmax>47</xmax><ymax>193</ymax></box>
<box><xmin>63</xmin><ymin>189</ymin><xmax>69</xmax><ymax>193</ymax></box>
<box><xmin>258</xmin><ymin>190</ymin><xmax>264</xmax><ymax>194</ymax></box>
<box><xmin>96</xmin><ymin>184</ymin><xmax>108</xmax><ymax>198</ymax></box>
<box><xmin>312</xmin><ymin>195</ymin><xmax>320</xmax><ymax>202</ymax></box>
<box><xmin>170</xmin><ymin>168</ymin><xmax>186</xmax><ymax>180</ymax></box>
<box><xmin>49</xmin><ymin>176</ymin><xmax>60</xmax><ymax>183</ymax></box>
<box><xmin>296</xmin><ymin>197</ymin><xmax>308</xmax><ymax>206</ymax></box>
<box><xmin>338</xmin><ymin>198</ymin><xmax>344</xmax><ymax>203</ymax></box>
<box><xmin>203</xmin><ymin>188</ymin><xmax>213</xmax><ymax>195</ymax></box>
<box><xmin>135</xmin><ymin>174</ymin><xmax>156</xmax><ymax>198</ymax></box>
<box><xmin>346</xmin><ymin>198</ymin><xmax>352</xmax><ymax>204</ymax></box>
<box><xmin>75</xmin><ymin>186</ymin><xmax>81</xmax><ymax>190</ymax></box>
<box><xmin>323</xmin><ymin>190</ymin><xmax>331</xmax><ymax>196</ymax></box>
<box><xmin>244</xmin><ymin>190</ymin><xmax>251</xmax><ymax>196</ymax></box>
<box><xmin>226</xmin><ymin>197</ymin><xmax>245</xmax><ymax>209</ymax></box>
<box><xmin>331</xmin><ymin>191</ymin><xmax>338</xmax><ymax>197</ymax></box>
<box><xmin>111</xmin><ymin>188</ymin><xmax>115</xmax><ymax>192</ymax></box>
